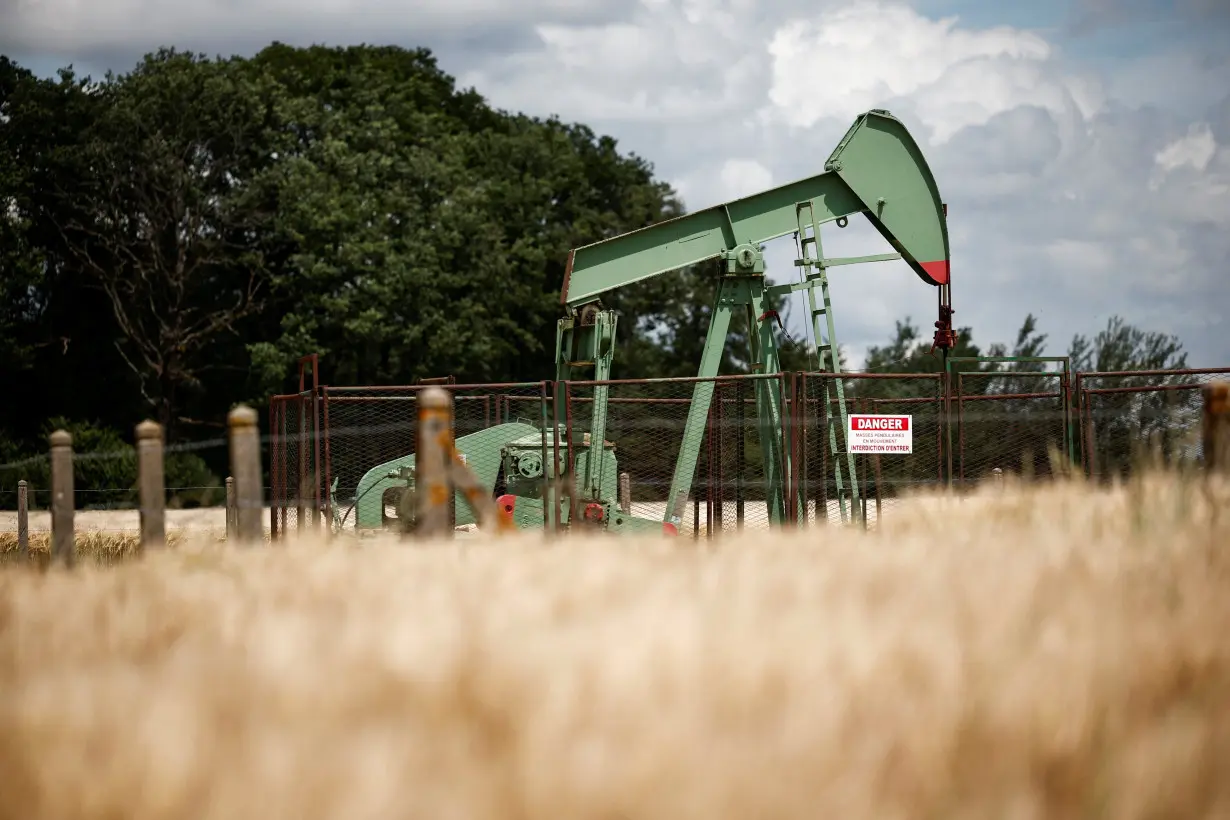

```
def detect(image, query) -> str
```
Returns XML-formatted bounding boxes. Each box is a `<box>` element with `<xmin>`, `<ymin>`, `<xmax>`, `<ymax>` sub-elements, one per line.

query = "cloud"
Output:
<box><xmin>1154</xmin><ymin>122</ymin><xmax>1217</xmax><ymax>174</ymax></box>
<box><xmin>456</xmin><ymin>0</ymin><xmax>1229</xmax><ymax>367</ymax></box>
<box><xmin>762</xmin><ymin>4</ymin><xmax>1058</xmax><ymax>141</ymax></box>
<box><xmin>0</xmin><ymin>0</ymin><xmax>628</xmax><ymax>66</ymax></box>
<box><xmin>1068</xmin><ymin>0</ymin><xmax>1230</xmax><ymax>34</ymax></box>
<box><xmin>3</xmin><ymin>0</ymin><xmax>1228</xmax><ymax>369</ymax></box>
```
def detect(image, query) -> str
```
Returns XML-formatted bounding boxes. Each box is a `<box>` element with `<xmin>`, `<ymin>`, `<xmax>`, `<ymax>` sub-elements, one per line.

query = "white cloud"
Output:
<box><xmin>1154</xmin><ymin>122</ymin><xmax>1217</xmax><ymax>174</ymax></box>
<box><xmin>764</xmin><ymin>4</ymin><xmax>1052</xmax><ymax>138</ymax></box>
<box><xmin>1044</xmin><ymin>239</ymin><xmax>1117</xmax><ymax>276</ymax></box>
<box><xmin>719</xmin><ymin>160</ymin><xmax>773</xmax><ymax>200</ymax></box>
<box><xmin>465</xmin><ymin>0</ymin><xmax>774</xmax><ymax>125</ymax></box>
<box><xmin>453</xmin><ymin>0</ymin><xmax>1229</xmax><ymax>368</ymax></box>
<box><xmin>0</xmin><ymin>0</ymin><xmax>624</xmax><ymax>55</ymax></box>
<box><xmin>672</xmin><ymin>158</ymin><xmax>774</xmax><ymax>215</ymax></box>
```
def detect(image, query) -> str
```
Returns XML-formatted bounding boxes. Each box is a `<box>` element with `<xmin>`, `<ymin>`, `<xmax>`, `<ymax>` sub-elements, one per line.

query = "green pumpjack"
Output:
<box><xmin>347</xmin><ymin>108</ymin><xmax>954</xmax><ymax>536</ymax></box>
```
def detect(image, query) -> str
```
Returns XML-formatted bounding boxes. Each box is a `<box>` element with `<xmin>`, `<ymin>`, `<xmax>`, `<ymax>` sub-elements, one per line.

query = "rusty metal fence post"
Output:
<box><xmin>136</xmin><ymin>420</ymin><xmax>166</xmax><ymax>552</ymax></box>
<box><xmin>415</xmin><ymin>387</ymin><xmax>453</xmax><ymax>538</ymax></box>
<box><xmin>49</xmin><ymin>429</ymin><xmax>74</xmax><ymax>567</ymax></box>
<box><xmin>228</xmin><ymin>405</ymin><xmax>264</xmax><ymax>543</ymax></box>
<box><xmin>1205</xmin><ymin>381</ymin><xmax>1229</xmax><ymax>476</ymax></box>
<box><xmin>17</xmin><ymin>479</ymin><xmax>29</xmax><ymax>555</ymax></box>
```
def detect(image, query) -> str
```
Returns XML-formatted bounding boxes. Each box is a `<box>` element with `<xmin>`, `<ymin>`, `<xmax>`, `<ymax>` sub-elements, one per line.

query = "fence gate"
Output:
<box><xmin>269</xmin><ymin>356</ymin><xmax>327</xmax><ymax>538</ymax></box>
<box><xmin>945</xmin><ymin>356</ymin><xmax>1075</xmax><ymax>488</ymax></box>
<box><xmin>1075</xmin><ymin>367</ymin><xmax>1230</xmax><ymax>482</ymax></box>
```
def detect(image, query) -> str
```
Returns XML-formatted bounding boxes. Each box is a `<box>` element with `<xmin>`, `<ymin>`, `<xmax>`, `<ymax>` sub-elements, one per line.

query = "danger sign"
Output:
<box><xmin>848</xmin><ymin>414</ymin><xmax>912</xmax><ymax>454</ymax></box>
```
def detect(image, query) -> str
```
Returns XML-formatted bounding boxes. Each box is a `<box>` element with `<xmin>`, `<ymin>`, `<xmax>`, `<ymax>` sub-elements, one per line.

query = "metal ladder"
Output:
<box><xmin>795</xmin><ymin>202</ymin><xmax>861</xmax><ymax>525</ymax></box>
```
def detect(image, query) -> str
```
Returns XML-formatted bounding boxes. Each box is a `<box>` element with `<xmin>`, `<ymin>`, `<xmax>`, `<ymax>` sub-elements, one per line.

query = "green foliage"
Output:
<box><xmin>1069</xmin><ymin>316</ymin><xmax>1196</xmax><ymax>480</ymax></box>
<box><xmin>48</xmin><ymin>50</ymin><xmax>285</xmax><ymax>436</ymax></box>
<box><xmin>0</xmin><ymin>42</ymin><xmax>689</xmax><ymax>462</ymax></box>
<box><xmin>851</xmin><ymin>314</ymin><xmax>991</xmax><ymax>403</ymax></box>
<box><xmin>243</xmin><ymin>43</ymin><xmax>681</xmax><ymax>392</ymax></box>
<box><xmin>1</xmin><ymin>58</ymin><xmax>134</xmax><ymax>445</ymax></box>
<box><xmin>0</xmin><ymin>59</ymin><xmax>44</xmax><ymax>371</ymax></box>
<box><xmin>1069</xmin><ymin>315</ymin><xmax>1188</xmax><ymax>373</ymax></box>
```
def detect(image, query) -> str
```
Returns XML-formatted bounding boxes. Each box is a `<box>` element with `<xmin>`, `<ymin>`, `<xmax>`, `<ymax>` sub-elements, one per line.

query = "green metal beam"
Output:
<box><xmin>561</xmin><ymin>109</ymin><xmax>951</xmax><ymax>309</ymax></box>
<box><xmin>562</xmin><ymin>176</ymin><xmax>862</xmax><ymax>307</ymax></box>
<box><xmin>943</xmin><ymin>356</ymin><xmax>1076</xmax><ymax>486</ymax></box>
<box><xmin>664</xmin><ymin>281</ymin><xmax>740</xmax><ymax>526</ymax></box>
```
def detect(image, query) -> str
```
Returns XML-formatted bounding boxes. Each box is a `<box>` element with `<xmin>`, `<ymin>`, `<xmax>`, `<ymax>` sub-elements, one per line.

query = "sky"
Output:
<box><xmin>1</xmin><ymin>0</ymin><xmax>1227</xmax><ymax>371</ymax></box>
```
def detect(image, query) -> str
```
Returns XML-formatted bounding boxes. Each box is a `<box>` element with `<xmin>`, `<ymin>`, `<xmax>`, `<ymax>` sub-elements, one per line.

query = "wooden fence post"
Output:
<box><xmin>49</xmin><ymin>430</ymin><xmax>74</xmax><ymax>568</ymax></box>
<box><xmin>1204</xmin><ymin>381</ymin><xmax>1229</xmax><ymax>476</ymax></box>
<box><xmin>225</xmin><ymin>476</ymin><xmax>237</xmax><ymax>539</ymax></box>
<box><xmin>136</xmin><ymin>420</ymin><xmax>166</xmax><ymax>552</ymax></box>
<box><xmin>17</xmin><ymin>480</ymin><xmax>28</xmax><ymax>555</ymax></box>
<box><xmin>415</xmin><ymin>387</ymin><xmax>453</xmax><ymax>539</ymax></box>
<box><xmin>228</xmin><ymin>405</ymin><xmax>264</xmax><ymax>543</ymax></box>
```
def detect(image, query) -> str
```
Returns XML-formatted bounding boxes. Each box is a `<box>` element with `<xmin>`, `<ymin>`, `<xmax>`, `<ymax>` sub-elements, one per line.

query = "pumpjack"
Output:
<box><xmin>344</xmin><ymin>108</ymin><xmax>955</xmax><ymax>534</ymax></box>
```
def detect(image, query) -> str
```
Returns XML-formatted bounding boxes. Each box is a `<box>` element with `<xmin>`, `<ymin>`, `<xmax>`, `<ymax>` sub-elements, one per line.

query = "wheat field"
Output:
<box><xmin>1</xmin><ymin>471</ymin><xmax>1228</xmax><ymax>819</ymax></box>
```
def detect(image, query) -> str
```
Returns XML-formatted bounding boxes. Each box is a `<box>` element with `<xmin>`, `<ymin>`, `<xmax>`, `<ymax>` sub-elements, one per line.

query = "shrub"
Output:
<box><xmin>0</xmin><ymin>419</ymin><xmax>222</xmax><ymax>510</ymax></box>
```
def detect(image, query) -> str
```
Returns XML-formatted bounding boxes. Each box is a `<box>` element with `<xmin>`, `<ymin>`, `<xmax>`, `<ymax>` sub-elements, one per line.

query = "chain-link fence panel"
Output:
<box><xmin>321</xmin><ymin>383</ymin><xmax>551</xmax><ymax>536</ymax></box>
<box><xmin>863</xmin><ymin>393</ymin><xmax>945</xmax><ymax>517</ymax></box>
<box><xmin>263</xmin><ymin>368</ymin><xmax>1225</xmax><ymax>541</ymax></box>
<box><xmin>563</xmin><ymin>375</ymin><xmax>787</xmax><ymax>539</ymax></box>
<box><xmin>797</xmin><ymin>373</ymin><xmax>944</xmax><ymax>529</ymax></box>
<box><xmin>269</xmin><ymin>392</ymin><xmax>317</xmax><ymax>537</ymax></box>
<box><xmin>953</xmin><ymin>372</ymin><xmax>1073</xmax><ymax>488</ymax></box>
<box><xmin>710</xmin><ymin>377</ymin><xmax>786</xmax><ymax>536</ymax></box>
<box><xmin>1077</xmin><ymin>368</ymin><xmax>1228</xmax><ymax>482</ymax></box>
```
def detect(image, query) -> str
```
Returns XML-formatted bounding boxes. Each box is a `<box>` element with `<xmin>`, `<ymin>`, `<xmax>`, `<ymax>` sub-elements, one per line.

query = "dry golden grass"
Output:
<box><xmin>1</xmin><ymin>530</ymin><xmax>181</xmax><ymax>567</ymax></box>
<box><xmin>1</xmin><ymin>470</ymin><xmax>1229</xmax><ymax>819</ymax></box>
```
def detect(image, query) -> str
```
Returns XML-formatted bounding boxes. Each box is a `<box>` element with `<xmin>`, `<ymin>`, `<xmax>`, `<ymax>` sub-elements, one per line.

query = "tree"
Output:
<box><xmin>0</xmin><ymin>59</ymin><xmax>143</xmax><ymax>446</ymax></box>
<box><xmin>852</xmin><ymin>314</ymin><xmax>993</xmax><ymax>401</ymax></box>
<box><xmin>1068</xmin><ymin>316</ymin><xmax>1195</xmax><ymax>479</ymax></box>
<box><xmin>45</xmin><ymin>49</ymin><xmax>284</xmax><ymax>437</ymax></box>
<box><xmin>243</xmin><ymin>43</ymin><xmax>685</xmax><ymax>393</ymax></box>
<box><xmin>1068</xmin><ymin>315</ymin><xmax>1188</xmax><ymax>373</ymax></box>
<box><xmin>0</xmin><ymin>58</ymin><xmax>43</xmax><ymax>372</ymax></box>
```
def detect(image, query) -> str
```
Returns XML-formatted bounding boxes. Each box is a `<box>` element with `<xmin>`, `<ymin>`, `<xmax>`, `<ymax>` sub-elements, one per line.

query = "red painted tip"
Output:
<box><xmin>662</xmin><ymin>522</ymin><xmax>678</xmax><ymax>536</ymax></box>
<box><xmin>496</xmin><ymin>494</ymin><xmax>517</xmax><ymax>516</ymax></box>
<box><xmin>919</xmin><ymin>259</ymin><xmax>949</xmax><ymax>285</ymax></box>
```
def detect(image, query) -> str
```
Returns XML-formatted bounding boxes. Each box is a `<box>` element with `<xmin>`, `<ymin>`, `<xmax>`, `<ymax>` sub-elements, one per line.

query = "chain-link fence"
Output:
<box><xmin>5</xmin><ymin>362</ymin><xmax>1226</xmax><ymax>546</ymax></box>
<box><xmin>562</xmin><ymin>375</ymin><xmax>789</xmax><ymax>538</ymax></box>
<box><xmin>317</xmin><ymin>383</ymin><xmax>553</xmax><ymax>534</ymax></box>
<box><xmin>952</xmin><ymin>371</ymin><xmax>1073</xmax><ymax>488</ymax></box>
<box><xmin>1076</xmin><ymin>368</ymin><xmax>1229</xmax><ymax>482</ymax></box>
<box><xmin>795</xmin><ymin>373</ymin><xmax>945</xmax><ymax>528</ymax></box>
<box><xmin>269</xmin><ymin>391</ymin><xmax>317</xmax><ymax>537</ymax></box>
<box><xmin>258</xmin><ymin>364</ymin><xmax>1229</xmax><ymax>541</ymax></box>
